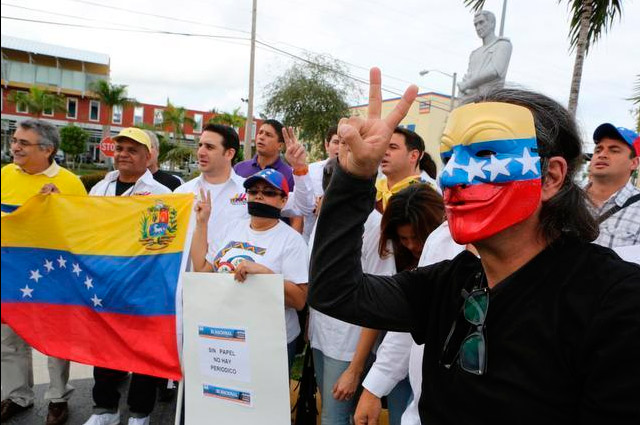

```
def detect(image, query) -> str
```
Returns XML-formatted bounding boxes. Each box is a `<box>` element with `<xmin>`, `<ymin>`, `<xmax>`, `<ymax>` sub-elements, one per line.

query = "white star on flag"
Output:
<box><xmin>442</xmin><ymin>153</ymin><xmax>463</xmax><ymax>177</ymax></box>
<box><xmin>516</xmin><ymin>148</ymin><xmax>540</xmax><ymax>175</ymax></box>
<box><xmin>72</xmin><ymin>263</ymin><xmax>83</xmax><ymax>277</ymax></box>
<box><xmin>29</xmin><ymin>269</ymin><xmax>42</xmax><ymax>283</ymax></box>
<box><xmin>43</xmin><ymin>259</ymin><xmax>54</xmax><ymax>273</ymax></box>
<box><xmin>486</xmin><ymin>155</ymin><xmax>512</xmax><ymax>181</ymax></box>
<box><xmin>91</xmin><ymin>294</ymin><xmax>103</xmax><ymax>307</ymax></box>
<box><xmin>20</xmin><ymin>285</ymin><xmax>34</xmax><ymax>298</ymax></box>
<box><xmin>464</xmin><ymin>157</ymin><xmax>487</xmax><ymax>182</ymax></box>
<box><xmin>57</xmin><ymin>256</ymin><xmax>67</xmax><ymax>268</ymax></box>
<box><xmin>84</xmin><ymin>276</ymin><xmax>94</xmax><ymax>290</ymax></box>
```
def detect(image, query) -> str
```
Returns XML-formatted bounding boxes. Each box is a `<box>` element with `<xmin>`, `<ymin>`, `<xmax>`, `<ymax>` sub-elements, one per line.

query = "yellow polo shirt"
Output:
<box><xmin>1</xmin><ymin>162</ymin><xmax>87</xmax><ymax>215</ymax></box>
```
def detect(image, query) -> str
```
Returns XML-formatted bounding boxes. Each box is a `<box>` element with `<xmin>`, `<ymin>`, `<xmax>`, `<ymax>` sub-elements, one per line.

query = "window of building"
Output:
<box><xmin>89</xmin><ymin>100</ymin><xmax>100</xmax><ymax>121</ymax></box>
<box><xmin>67</xmin><ymin>98</ymin><xmax>78</xmax><ymax>119</ymax></box>
<box><xmin>193</xmin><ymin>113</ymin><xmax>203</xmax><ymax>133</ymax></box>
<box><xmin>42</xmin><ymin>106</ymin><xmax>54</xmax><ymax>117</ymax></box>
<box><xmin>112</xmin><ymin>105</ymin><xmax>123</xmax><ymax>124</ymax></box>
<box><xmin>134</xmin><ymin>106</ymin><xmax>144</xmax><ymax>125</ymax></box>
<box><xmin>154</xmin><ymin>108</ymin><xmax>163</xmax><ymax>126</ymax></box>
<box><xmin>15</xmin><ymin>91</ymin><xmax>29</xmax><ymax>114</ymax></box>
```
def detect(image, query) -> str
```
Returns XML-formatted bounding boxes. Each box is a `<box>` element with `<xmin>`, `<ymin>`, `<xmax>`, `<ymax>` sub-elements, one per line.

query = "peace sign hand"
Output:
<box><xmin>283</xmin><ymin>126</ymin><xmax>307</xmax><ymax>170</ymax></box>
<box><xmin>338</xmin><ymin>68</ymin><xmax>418</xmax><ymax>178</ymax></box>
<box><xmin>194</xmin><ymin>188</ymin><xmax>212</xmax><ymax>225</ymax></box>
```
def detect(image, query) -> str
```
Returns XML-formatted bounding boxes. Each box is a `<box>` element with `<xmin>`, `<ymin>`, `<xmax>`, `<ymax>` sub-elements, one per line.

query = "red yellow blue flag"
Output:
<box><xmin>1</xmin><ymin>193</ymin><xmax>193</xmax><ymax>380</ymax></box>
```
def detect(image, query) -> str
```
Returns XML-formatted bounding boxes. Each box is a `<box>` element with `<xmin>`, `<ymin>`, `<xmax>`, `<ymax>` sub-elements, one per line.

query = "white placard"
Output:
<box><xmin>182</xmin><ymin>273</ymin><xmax>289</xmax><ymax>424</ymax></box>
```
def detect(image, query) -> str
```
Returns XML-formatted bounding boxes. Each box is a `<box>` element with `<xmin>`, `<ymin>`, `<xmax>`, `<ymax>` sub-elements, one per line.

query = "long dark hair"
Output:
<box><xmin>378</xmin><ymin>184</ymin><xmax>445</xmax><ymax>271</ymax></box>
<box><xmin>468</xmin><ymin>88</ymin><xmax>599</xmax><ymax>243</ymax></box>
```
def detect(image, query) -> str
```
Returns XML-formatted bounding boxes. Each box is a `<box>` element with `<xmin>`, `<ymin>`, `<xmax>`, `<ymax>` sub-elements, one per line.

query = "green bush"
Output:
<box><xmin>80</xmin><ymin>172</ymin><xmax>107</xmax><ymax>192</ymax></box>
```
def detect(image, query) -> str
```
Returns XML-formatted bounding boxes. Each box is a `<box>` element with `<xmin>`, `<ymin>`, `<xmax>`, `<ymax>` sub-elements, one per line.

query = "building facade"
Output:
<box><xmin>1</xmin><ymin>35</ymin><xmax>258</xmax><ymax>162</ymax></box>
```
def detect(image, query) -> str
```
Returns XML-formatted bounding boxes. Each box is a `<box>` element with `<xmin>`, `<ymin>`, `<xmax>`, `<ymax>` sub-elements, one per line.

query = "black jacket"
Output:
<box><xmin>309</xmin><ymin>165</ymin><xmax>640</xmax><ymax>424</ymax></box>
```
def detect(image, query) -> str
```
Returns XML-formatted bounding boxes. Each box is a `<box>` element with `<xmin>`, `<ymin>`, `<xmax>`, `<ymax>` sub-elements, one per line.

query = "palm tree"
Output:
<box><xmin>208</xmin><ymin>107</ymin><xmax>247</xmax><ymax>130</ymax></box>
<box><xmin>160</xmin><ymin>100</ymin><xmax>196</xmax><ymax>145</ymax></box>
<box><xmin>630</xmin><ymin>74</ymin><xmax>640</xmax><ymax>132</ymax></box>
<box><xmin>7</xmin><ymin>86</ymin><xmax>67</xmax><ymax>117</ymax></box>
<box><xmin>463</xmin><ymin>0</ymin><xmax>623</xmax><ymax>116</ymax></box>
<box><xmin>89</xmin><ymin>79</ymin><xmax>137</xmax><ymax>141</ymax></box>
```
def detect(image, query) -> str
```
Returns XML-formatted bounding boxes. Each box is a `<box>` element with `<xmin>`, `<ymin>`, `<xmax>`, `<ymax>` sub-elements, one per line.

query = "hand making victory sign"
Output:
<box><xmin>282</xmin><ymin>126</ymin><xmax>307</xmax><ymax>170</ymax></box>
<box><xmin>194</xmin><ymin>188</ymin><xmax>212</xmax><ymax>225</ymax></box>
<box><xmin>338</xmin><ymin>68</ymin><xmax>418</xmax><ymax>178</ymax></box>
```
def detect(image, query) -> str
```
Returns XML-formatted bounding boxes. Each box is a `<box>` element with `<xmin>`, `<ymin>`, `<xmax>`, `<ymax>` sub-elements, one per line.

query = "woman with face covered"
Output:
<box><xmin>190</xmin><ymin>168</ymin><xmax>309</xmax><ymax>370</ymax></box>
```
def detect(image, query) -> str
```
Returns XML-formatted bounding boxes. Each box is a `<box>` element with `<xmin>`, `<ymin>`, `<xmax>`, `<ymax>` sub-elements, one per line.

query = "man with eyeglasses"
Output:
<box><xmin>309</xmin><ymin>69</ymin><xmax>640</xmax><ymax>424</ymax></box>
<box><xmin>1</xmin><ymin>119</ymin><xmax>86</xmax><ymax>425</ymax></box>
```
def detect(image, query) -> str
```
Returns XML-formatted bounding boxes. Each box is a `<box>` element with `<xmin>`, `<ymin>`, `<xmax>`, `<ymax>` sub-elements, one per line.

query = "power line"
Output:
<box><xmin>66</xmin><ymin>0</ymin><xmax>251</xmax><ymax>36</ymax></box>
<box><xmin>0</xmin><ymin>16</ymin><xmax>251</xmax><ymax>41</ymax></box>
<box><xmin>0</xmin><ymin>14</ymin><xmax>452</xmax><ymax>112</ymax></box>
<box><xmin>41</xmin><ymin>0</ymin><xmax>440</xmax><ymax>93</ymax></box>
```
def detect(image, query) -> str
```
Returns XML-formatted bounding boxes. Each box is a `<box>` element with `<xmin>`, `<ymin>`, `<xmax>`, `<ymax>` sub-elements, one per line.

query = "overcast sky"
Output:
<box><xmin>2</xmin><ymin>0</ymin><xmax>639</xmax><ymax>148</ymax></box>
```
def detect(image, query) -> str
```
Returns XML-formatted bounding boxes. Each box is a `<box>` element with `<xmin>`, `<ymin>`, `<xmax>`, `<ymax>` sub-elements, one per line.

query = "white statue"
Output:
<box><xmin>458</xmin><ymin>10</ymin><xmax>512</xmax><ymax>99</ymax></box>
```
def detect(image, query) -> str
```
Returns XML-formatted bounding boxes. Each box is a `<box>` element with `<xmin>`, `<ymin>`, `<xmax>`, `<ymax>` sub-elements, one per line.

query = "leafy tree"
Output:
<box><xmin>161</xmin><ymin>100</ymin><xmax>195</xmax><ymax>145</ymax></box>
<box><xmin>89</xmin><ymin>79</ymin><xmax>137</xmax><ymax>140</ymax></box>
<box><xmin>7</xmin><ymin>86</ymin><xmax>66</xmax><ymax>117</ymax></box>
<box><xmin>263</xmin><ymin>54</ymin><xmax>358</xmax><ymax>153</ymax></box>
<box><xmin>463</xmin><ymin>0</ymin><xmax>623</xmax><ymax>116</ymax></box>
<box><xmin>59</xmin><ymin>125</ymin><xmax>89</xmax><ymax>169</ymax></box>
<box><xmin>209</xmin><ymin>107</ymin><xmax>247</xmax><ymax>130</ymax></box>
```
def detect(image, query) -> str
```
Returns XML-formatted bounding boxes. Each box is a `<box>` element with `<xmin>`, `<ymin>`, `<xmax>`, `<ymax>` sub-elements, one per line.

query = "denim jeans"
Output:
<box><xmin>312</xmin><ymin>349</ymin><xmax>356</xmax><ymax>425</ymax></box>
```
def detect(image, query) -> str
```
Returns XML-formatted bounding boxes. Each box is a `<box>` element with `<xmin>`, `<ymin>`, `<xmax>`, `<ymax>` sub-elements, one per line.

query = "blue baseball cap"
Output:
<box><xmin>243</xmin><ymin>169</ymin><xmax>290</xmax><ymax>195</ymax></box>
<box><xmin>593</xmin><ymin>123</ymin><xmax>638</xmax><ymax>156</ymax></box>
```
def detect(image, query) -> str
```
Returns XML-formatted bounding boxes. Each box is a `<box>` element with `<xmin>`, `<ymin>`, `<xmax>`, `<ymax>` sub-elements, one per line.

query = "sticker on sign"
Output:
<box><xmin>99</xmin><ymin>137</ymin><xmax>115</xmax><ymax>157</ymax></box>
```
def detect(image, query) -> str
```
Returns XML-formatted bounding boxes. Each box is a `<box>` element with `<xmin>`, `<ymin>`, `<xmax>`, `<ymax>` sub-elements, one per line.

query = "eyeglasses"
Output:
<box><xmin>11</xmin><ymin>139</ymin><xmax>43</xmax><ymax>148</ymax></box>
<box><xmin>246</xmin><ymin>188</ymin><xmax>283</xmax><ymax>198</ymax></box>
<box><xmin>440</xmin><ymin>283</ymin><xmax>489</xmax><ymax>375</ymax></box>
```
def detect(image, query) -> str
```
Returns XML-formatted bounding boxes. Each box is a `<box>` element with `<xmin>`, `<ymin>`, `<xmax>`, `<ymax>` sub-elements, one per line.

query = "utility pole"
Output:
<box><xmin>450</xmin><ymin>72</ymin><xmax>457</xmax><ymax>111</ymax></box>
<box><xmin>243</xmin><ymin>0</ymin><xmax>257</xmax><ymax>160</ymax></box>
<box><xmin>499</xmin><ymin>0</ymin><xmax>508</xmax><ymax>37</ymax></box>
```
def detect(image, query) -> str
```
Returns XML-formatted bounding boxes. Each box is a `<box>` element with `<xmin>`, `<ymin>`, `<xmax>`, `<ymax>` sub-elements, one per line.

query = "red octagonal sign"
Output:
<box><xmin>99</xmin><ymin>137</ymin><xmax>115</xmax><ymax>158</ymax></box>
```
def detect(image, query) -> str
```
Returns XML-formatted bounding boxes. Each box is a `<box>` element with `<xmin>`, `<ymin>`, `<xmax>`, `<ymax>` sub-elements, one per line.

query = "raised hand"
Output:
<box><xmin>194</xmin><ymin>188</ymin><xmax>212</xmax><ymax>225</ymax></box>
<box><xmin>283</xmin><ymin>126</ymin><xmax>307</xmax><ymax>170</ymax></box>
<box><xmin>338</xmin><ymin>68</ymin><xmax>418</xmax><ymax>178</ymax></box>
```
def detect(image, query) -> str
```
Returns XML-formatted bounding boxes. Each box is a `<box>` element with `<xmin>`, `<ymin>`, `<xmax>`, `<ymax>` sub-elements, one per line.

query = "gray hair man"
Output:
<box><xmin>2</xmin><ymin>119</ymin><xmax>87</xmax><ymax>425</ymax></box>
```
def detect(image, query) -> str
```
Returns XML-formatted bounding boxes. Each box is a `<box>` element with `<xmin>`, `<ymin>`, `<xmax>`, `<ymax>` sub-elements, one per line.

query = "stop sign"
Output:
<box><xmin>99</xmin><ymin>137</ymin><xmax>115</xmax><ymax>158</ymax></box>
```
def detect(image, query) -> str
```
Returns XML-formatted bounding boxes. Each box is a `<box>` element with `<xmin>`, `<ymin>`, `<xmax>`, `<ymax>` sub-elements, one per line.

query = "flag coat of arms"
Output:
<box><xmin>1</xmin><ymin>193</ymin><xmax>193</xmax><ymax>380</ymax></box>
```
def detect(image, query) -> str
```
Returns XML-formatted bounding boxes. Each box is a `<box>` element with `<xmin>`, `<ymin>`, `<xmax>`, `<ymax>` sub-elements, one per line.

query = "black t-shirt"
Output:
<box><xmin>152</xmin><ymin>170</ymin><xmax>182</xmax><ymax>191</ymax></box>
<box><xmin>309</xmin><ymin>165</ymin><xmax>640</xmax><ymax>424</ymax></box>
<box><xmin>115</xmin><ymin>180</ymin><xmax>135</xmax><ymax>196</ymax></box>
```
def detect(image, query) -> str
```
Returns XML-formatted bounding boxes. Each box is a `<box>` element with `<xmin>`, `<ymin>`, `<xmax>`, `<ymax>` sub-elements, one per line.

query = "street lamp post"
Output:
<box><xmin>419</xmin><ymin>69</ymin><xmax>457</xmax><ymax>111</ymax></box>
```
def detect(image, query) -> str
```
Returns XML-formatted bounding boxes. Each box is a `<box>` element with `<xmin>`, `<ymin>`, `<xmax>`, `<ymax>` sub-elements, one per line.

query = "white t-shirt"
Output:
<box><xmin>308</xmin><ymin>210</ymin><xmax>396</xmax><ymax>361</ymax></box>
<box><xmin>206</xmin><ymin>218</ymin><xmax>309</xmax><ymax>343</ymax></box>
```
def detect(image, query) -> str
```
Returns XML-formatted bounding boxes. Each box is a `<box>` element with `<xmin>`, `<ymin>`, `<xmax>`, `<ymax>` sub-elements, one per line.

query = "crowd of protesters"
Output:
<box><xmin>2</xmin><ymin>68</ymin><xmax>639</xmax><ymax>425</ymax></box>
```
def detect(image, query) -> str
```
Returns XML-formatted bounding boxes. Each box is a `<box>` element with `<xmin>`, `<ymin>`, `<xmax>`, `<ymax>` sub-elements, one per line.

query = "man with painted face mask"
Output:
<box><xmin>190</xmin><ymin>168</ymin><xmax>309</xmax><ymax>371</ymax></box>
<box><xmin>309</xmin><ymin>69</ymin><xmax>640</xmax><ymax>424</ymax></box>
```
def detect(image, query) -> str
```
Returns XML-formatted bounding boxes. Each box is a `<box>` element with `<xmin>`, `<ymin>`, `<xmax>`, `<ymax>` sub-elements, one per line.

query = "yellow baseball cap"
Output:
<box><xmin>113</xmin><ymin>127</ymin><xmax>151</xmax><ymax>151</ymax></box>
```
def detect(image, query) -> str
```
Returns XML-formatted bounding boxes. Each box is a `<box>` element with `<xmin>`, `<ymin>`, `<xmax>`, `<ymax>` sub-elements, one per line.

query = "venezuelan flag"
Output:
<box><xmin>1</xmin><ymin>193</ymin><xmax>193</xmax><ymax>380</ymax></box>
